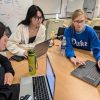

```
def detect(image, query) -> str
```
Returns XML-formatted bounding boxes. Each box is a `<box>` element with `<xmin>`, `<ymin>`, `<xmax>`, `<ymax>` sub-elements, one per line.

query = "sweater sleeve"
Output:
<box><xmin>7</xmin><ymin>25</ymin><xmax>26</xmax><ymax>56</ymax></box>
<box><xmin>0</xmin><ymin>54</ymin><xmax>15</xmax><ymax>76</ymax></box>
<box><xmin>24</xmin><ymin>24</ymin><xmax>46</xmax><ymax>47</ymax></box>
<box><xmin>7</xmin><ymin>24</ymin><xmax>46</xmax><ymax>56</ymax></box>
<box><xmin>64</xmin><ymin>28</ymin><xmax>75</xmax><ymax>58</ymax></box>
<box><xmin>89</xmin><ymin>29</ymin><xmax>100</xmax><ymax>61</ymax></box>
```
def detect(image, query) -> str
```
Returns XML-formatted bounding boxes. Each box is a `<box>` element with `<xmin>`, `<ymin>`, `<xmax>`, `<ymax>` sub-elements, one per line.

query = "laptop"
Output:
<box><xmin>34</xmin><ymin>39</ymin><xmax>50</xmax><ymax>57</ymax></box>
<box><xmin>71</xmin><ymin>60</ymin><xmax>100</xmax><ymax>87</ymax></box>
<box><xmin>19</xmin><ymin>55</ymin><xmax>56</xmax><ymax>100</ymax></box>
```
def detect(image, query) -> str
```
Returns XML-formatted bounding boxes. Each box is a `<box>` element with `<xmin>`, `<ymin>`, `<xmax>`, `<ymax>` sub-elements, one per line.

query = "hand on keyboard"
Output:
<box><xmin>70</xmin><ymin>57</ymin><xmax>86</xmax><ymax>66</ymax></box>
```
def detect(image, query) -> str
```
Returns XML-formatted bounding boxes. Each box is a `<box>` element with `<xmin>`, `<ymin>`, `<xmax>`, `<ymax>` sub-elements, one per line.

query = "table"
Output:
<box><xmin>7</xmin><ymin>40</ymin><xmax>100</xmax><ymax>100</ymax></box>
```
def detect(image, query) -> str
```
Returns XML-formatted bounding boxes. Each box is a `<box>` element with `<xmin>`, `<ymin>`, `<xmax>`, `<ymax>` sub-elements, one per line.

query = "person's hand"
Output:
<box><xmin>24</xmin><ymin>50</ymin><xmax>28</xmax><ymax>58</ymax></box>
<box><xmin>4</xmin><ymin>72</ymin><xmax>14</xmax><ymax>85</ymax></box>
<box><xmin>70</xmin><ymin>57</ymin><xmax>85</xmax><ymax>65</ymax></box>
<box><xmin>97</xmin><ymin>60</ymin><xmax>100</xmax><ymax>69</ymax></box>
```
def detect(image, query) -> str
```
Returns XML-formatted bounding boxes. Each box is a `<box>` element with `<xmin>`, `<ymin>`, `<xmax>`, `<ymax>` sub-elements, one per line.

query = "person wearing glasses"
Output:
<box><xmin>64</xmin><ymin>9</ymin><xmax>100</xmax><ymax>68</ymax></box>
<box><xmin>7</xmin><ymin>5</ymin><xmax>46</xmax><ymax>56</ymax></box>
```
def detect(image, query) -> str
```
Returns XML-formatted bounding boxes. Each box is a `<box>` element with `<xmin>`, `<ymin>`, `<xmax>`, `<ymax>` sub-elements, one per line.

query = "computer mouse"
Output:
<box><xmin>20</xmin><ymin>96</ymin><xmax>24</xmax><ymax>100</ymax></box>
<box><xmin>21</xmin><ymin>94</ymin><xmax>32</xmax><ymax>100</ymax></box>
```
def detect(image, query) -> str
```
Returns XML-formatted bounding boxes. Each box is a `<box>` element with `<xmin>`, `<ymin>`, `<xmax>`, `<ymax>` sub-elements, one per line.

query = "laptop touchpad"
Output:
<box><xmin>19</xmin><ymin>77</ymin><xmax>33</xmax><ymax>99</ymax></box>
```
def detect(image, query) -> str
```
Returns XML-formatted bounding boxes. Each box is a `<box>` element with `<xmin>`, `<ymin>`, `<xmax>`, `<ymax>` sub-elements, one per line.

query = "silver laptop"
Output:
<box><xmin>34</xmin><ymin>39</ymin><xmax>50</xmax><ymax>58</ymax></box>
<box><xmin>19</xmin><ymin>55</ymin><xmax>56</xmax><ymax>100</ymax></box>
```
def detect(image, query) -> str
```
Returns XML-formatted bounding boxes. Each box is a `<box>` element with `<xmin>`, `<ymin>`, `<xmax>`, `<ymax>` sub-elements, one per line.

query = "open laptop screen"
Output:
<box><xmin>34</xmin><ymin>39</ymin><xmax>50</xmax><ymax>57</ymax></box>
<box><xmin>46</xmin><ymin>56</ymin><xmax>56</xmax><ymax>98</ymax></box>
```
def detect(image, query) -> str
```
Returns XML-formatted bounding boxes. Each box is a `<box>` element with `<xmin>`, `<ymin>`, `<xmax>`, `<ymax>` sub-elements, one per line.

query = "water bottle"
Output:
<box><xmin>61</xmin><ymin>36</ymin><xmax>66</xmax><ymax>56</ymax></box>
<box><xmin>28</xmin><ymin>49</ymin><xmax>37</xmax><ymax>76</ymax></box>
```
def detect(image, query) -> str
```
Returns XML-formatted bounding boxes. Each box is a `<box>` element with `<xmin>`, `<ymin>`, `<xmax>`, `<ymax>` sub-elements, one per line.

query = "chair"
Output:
<box><xmin>46</xmin><ymin>19</ymin><xmax>64</xmax><ymax>40</ymax></box>
<box><xmin>93</xmin><ymin>26</ymin><xmax>100</xmax><ymax>39</ymax></box>
<box><xmin>91</xmin><ymin>18</ymin><xmax>100</xmax><ymax>27</ymax></box>
<box><xmin>57</xmin><ymin>27</ymin><xmax>66</xmax><ymax>40</ymax></box>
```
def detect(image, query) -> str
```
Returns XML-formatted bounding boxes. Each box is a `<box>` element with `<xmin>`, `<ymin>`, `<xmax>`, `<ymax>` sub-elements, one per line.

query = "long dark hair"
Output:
<box><xmin>0</xmin><ymin>22</ymin><xmax>6</xmax><ymax>39</ymax></box>
<box><xmin>19</xmin><ymin>5</ymin><xmax>44</xmax><ymax>25</ymax></box>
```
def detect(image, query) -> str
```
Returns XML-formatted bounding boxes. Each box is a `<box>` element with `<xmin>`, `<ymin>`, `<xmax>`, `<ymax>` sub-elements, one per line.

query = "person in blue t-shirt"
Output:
<box><xmin>64</xmin><ymin>9</ymin><xmax>100</xmax><ymax>68</ymax></box>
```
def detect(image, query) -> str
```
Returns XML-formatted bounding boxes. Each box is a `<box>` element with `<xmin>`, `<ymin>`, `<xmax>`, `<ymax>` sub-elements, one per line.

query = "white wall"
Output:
<box><xmin>0</xmin><ymin>0</ymin><xmax>99</xmax><ymax>33</ymax></box>
<box><xmin>37</xmin><ymin>0</ymin><xmax>68</xmax><ymax>19</ymax></box>
<box><xmin>0</xmin><ymin>0</ymin><xmax>33</xmax><ymax>33</ymax></box>
<box><xmin>94</xmin><ymin>0</ymin><xmax>100</xmax><ymax>17</ymax></box>
<box><xmin>43</xmin><ymin>0</ymin><xmax>100</xmax><ymax>19</ymax></box>
<box><xmin>36</xmin><ymin>0</ymin><xmax>84</xmax><ymax>19</ymax></box>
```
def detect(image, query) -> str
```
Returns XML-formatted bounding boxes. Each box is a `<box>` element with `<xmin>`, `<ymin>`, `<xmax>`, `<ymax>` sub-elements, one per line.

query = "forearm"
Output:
<box><xmin>65</xmin><ymin>46</ymin><xmax>75</xmax><ymax>59</ymax></box>
<box><xmin>93</xmin><ymin>51</ymin><xmax>100</xmax><ymax>61</ymax></box>
<box><xmin>7</xmin><ymin>42</ymin><xmax>26</xmax><ymax>56</ymax></box>
<box><xmin>0</xmin><ymin>54</ymin><xmax>15</xmax><ymax>76</ymax></box>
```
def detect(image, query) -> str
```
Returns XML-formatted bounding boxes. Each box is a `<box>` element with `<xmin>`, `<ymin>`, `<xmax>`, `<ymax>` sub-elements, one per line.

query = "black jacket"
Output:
<box><xmin>0</xmin><ymin>54</ymin><xmax>16</xmax><ymax>100</ymax></box>
<box><xmin>0</xmin><ymin>54</ymin><xmax>15</xmax><ymax>76</ymax></box>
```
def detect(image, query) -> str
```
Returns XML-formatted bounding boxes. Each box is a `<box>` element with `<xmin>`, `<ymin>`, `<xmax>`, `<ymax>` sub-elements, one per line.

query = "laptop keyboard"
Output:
<box><xmin>71</xmin><ymin>60</ymin><xmax>100</xmax><ymax>86</ymax></box>
<box><xmin>32</xmin><ymin>76</ymin><xmax>50</xmax><ymax>100</ymax></box>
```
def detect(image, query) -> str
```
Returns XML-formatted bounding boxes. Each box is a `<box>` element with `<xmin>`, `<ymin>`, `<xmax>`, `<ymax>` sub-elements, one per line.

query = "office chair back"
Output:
<box><xmin>93</xmin><ymin>26</ymin><xmax>100</xmax><ymax>39</ymax></box>
<box><xmin>57</xmin><ymin>27</ymin><xmax>65</xmax><ymax>40</ymax></box>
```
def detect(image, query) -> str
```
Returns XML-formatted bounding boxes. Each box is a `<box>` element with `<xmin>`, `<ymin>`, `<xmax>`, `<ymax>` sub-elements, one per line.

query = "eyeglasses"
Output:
<box><xmin>34</xmin><ymin>16</ymin><xmax>43</xmax><ymax>21</ymax></box>
<box><xmin>74</xmin><ymin>20</ymin><xmax>85</xmax><ymax>24</ymax></box>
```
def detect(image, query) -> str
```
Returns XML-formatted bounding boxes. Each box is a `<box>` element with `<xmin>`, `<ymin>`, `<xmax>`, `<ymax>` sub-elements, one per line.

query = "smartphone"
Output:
<box><xmin>9</xmin><ymin>55</ymin><xmax>26</xmax><ymax>62</ymax></box>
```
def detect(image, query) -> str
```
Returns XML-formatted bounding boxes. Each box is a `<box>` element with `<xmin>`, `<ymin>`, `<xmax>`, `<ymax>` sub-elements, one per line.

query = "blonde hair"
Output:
<box><xmin>72</xmin><ymin>9</ymin><xmax>87</xmax><ymax>21</ymax></box>
<box><xmin>71</xmin><ymin>9</ymin><xmax>87</xmax><ymax>28</ymax></box>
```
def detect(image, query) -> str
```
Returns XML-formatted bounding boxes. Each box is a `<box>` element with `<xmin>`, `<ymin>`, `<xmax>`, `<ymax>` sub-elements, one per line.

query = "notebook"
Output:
<box><xmin>34</xmin><ymin>39</ymin><xmax>50</xmax><ymax>57</ymax></box>
<box><xmin>19</xmin><ymin>55</ymin><xmax>56</xmax><ymax>100</ymax></box>
<box><xmin>71</xmin><ymin>60</ymin><xmax>100</xmax><ymax>87</ymax></box>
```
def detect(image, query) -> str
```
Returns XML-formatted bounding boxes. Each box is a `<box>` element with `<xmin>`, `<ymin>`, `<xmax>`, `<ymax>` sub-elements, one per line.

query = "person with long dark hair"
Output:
<box><xmin>7</xmin><ymin>5</ymin><xmax>46</xmax><ymax>56</ymax></box>
<box><xmin>64</xmin><ymin>9</ymin><xmax>100</xmax><ymax>68</ymax></box>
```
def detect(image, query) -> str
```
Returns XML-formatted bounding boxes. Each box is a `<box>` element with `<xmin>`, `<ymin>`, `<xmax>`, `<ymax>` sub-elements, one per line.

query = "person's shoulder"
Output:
<box><xmin>85</xmin><ymin>25</ymin><xmax>94</xmax><ymax>31</ymax></box>
<box><xmin>64</xmin><ymin>26</ymin><xmax>73</xmax><ymax>36</ymax></box>
<box><xmin>17</xmin><ymin>24</ymin><xmax>27</xmax><ymax>30</ymax></box>
<box><xmin>65</xmin><ymin>26</ymin><xmax>73</xmax><ymax>33</ymax></box>
<box><xmin>85</xmin><ymin>25</ymin><xmax>96</xmax><ymax>35</ymax></box>
<box><xmin>65</xmin><ymin>26</ymin><xmax>72</xmax><ymax>30</ymax></box>
<box><xmin>40</xmin><ymin>24</ymin><xmax>46</xmax><ymax>31</ymax></box>
<box><xmin>0</xmin><ymin>53</ymin><xmax>8</xmax><ymax>60</ymax></box>
<box><xmin>40</xmin><ymin>24</ymin><xmax>46</xmax><ymax>29</ymax></box>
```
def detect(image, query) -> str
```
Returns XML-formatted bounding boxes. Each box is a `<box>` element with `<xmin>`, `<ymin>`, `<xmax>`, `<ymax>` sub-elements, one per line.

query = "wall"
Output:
<box><xmin>0</xmin><ymin>0</ymin><xmax>99</xmax><ymax>34</ymax></box>
<box><xmin>0</xmin><ymin>0</ymin><xmax>33</xmax><ymax>33</ymax></box>
<box><xmin>35</xmin><ymin>0</ymin><xmax>84</xmax><ymax>19</ymax></box>
<box><xmin>94</xmin><ymin>0</ymin><xmax>100</xmax><ymax>17</ymax></box>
